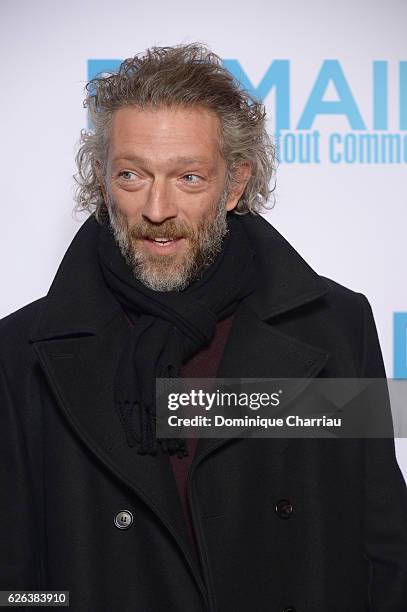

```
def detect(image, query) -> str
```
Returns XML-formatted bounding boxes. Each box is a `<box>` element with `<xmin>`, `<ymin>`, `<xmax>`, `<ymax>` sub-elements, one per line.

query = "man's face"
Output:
<box><xmin>102</xmin><ymin>105</ymin><xmax>241</xmax><ymax>291</ymax></box>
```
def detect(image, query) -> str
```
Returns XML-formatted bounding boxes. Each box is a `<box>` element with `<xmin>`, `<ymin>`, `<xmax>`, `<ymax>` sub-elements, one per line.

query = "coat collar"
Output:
<box><xmin>241</xmin><ymin>213</ymin><xmax>330</xmax><ymax>320</ymax></box>
<box><xmin>30</xmin><ymin>213</ymin><xmax>329</xmax><ymax>342</ymax></box>
<box><xmin>29</xmin><ymin>213</ymin><xmax>330</xmax><ymax>597</ymax></box>
<box><xmin>30</xmin><ymin>216</ymin><xmax>121</xmax><ymax>342</ymax></box>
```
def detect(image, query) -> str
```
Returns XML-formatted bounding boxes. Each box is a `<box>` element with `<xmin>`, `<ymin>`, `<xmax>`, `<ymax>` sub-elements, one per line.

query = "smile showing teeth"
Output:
<box><xmin>143</xmin><ymin>236</ymin><xmax>183</xmax><ymax>251</ymax></box>
<box><xmin>148</xmin><ymin>237</ymin><xmax>181</xmax><ymax>245</ymax></box>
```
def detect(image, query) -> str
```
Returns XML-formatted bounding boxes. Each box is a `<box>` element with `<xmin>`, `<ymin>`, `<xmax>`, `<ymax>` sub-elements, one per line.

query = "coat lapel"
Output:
<box><xmin>30</xmin><ymin>214</ymin><xmax>331</xmax><ymax>590</ymax></box>
<box><xmin>32</xmin><ymin>314</ymin><xmax>206</xmax><ymax>582</ymax></box>
<box><xmin>193</xmin><ymin>301</ymin><xmax>330</xmax><ymax>462</ymax></box>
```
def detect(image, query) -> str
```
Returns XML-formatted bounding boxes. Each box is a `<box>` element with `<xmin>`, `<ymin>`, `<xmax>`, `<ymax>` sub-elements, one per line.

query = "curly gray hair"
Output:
<box><xmin>74</xmin><ymin>43</ymin><xmax>276</xmax><ymax>220</ymax></box>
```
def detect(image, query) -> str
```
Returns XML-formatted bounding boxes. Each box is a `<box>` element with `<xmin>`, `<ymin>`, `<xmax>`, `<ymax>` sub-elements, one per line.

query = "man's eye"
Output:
<box><xmin>119</xmin><ymin>171</ymin><xmax>137</xmax><ymax>181</ymax></box>
<box><xmin>182</xmin><ymin>174</ymin><xmax>201</xmax><ymax>184</ymax></box>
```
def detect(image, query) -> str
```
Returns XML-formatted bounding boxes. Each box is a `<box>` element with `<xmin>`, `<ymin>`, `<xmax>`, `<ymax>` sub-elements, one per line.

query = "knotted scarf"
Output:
<box><xmin>98</xmin><ymin>213</ymin><xmax>255</xmax><ymax>457</ymax></box>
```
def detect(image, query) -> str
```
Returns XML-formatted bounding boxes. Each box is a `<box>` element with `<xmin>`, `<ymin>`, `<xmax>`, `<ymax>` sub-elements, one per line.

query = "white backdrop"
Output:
<box><xmin>1</xmin><ymin>0</ymin><xmax>406</xmax><ymax>479</ymax></box>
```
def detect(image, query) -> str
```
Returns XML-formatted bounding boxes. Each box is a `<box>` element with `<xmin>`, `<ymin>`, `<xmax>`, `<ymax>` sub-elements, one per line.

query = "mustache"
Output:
<box><xmin>129</xmin><ymin>219</ymin><xmax>195</xmax><ymax>240</ymax></box>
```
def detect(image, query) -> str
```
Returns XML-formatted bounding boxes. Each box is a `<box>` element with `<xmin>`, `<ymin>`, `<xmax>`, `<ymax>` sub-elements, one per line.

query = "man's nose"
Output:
<box><xmin>142</xmin><ymin>179</ymin><xmax>178</xmax><ymax>224</ymax></box>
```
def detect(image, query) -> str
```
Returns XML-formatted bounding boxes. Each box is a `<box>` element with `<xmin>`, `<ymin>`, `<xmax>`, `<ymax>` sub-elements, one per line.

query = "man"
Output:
<box><xmin>1</xmin><ymin>43</ymin><xmax>406</xmax><ymax>612</ymax></box>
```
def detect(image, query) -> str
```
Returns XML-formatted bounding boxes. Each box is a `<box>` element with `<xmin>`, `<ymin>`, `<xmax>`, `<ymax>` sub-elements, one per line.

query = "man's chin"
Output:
<box><xmin>129</xmin><ymin>249</ymin><xmax>195</xmax><ymax>292</ymax></box>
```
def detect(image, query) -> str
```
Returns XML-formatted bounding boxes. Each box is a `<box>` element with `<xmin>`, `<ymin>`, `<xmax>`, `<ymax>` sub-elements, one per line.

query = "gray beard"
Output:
<box><xmin>107</xmin><ymin>189</ymin><xmax>229</xmax><ymax>292</ymax></box>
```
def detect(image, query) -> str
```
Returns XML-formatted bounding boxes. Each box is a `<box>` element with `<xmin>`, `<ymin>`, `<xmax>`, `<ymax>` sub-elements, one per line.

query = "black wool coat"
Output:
<box><xmin>1</xmin><ymin>215</ymin><xmax>407</xmax><ymax>612</ymax></box>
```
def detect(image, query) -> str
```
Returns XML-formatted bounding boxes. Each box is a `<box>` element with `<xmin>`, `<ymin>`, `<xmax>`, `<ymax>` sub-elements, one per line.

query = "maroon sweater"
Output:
<box><xmin>170</xmin><ymin>316</ymin><xmax>234</xmax><ymax>563</ymax></box>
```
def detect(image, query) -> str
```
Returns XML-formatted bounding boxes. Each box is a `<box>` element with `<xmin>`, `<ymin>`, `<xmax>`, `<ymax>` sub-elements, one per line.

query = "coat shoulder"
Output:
<box><xmin>320</xmin><ymin>275</ymin><xmax>366</xmax><ymax>306</ymax></box>
<box><xmin>318</xmin><ymin>275</ymin><xmax>374</xmax><ymax>337</ymax></box>
<box><xmin>320</xmin><ymin>276</ymin><xmax>369</xmax><ymax>318</ymax></box>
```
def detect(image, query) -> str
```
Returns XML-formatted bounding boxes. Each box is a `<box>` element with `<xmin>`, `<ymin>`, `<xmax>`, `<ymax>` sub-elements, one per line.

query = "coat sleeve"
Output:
<box><xmin>359</xmin><ymin>295</ymin><xmax>407</xmax><ymax>611</ymax></box>
<box><xmin>0</xmin><ymin>358</ymin><xmax>42</xmax><ymax>589</ymax></box>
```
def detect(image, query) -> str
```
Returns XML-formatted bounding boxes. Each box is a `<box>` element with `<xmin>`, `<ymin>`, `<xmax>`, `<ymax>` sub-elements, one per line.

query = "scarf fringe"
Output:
<box><xmin>117</xmin><ymin>400</ymin><xmax>188</xmax><ymax>457</ymax></box>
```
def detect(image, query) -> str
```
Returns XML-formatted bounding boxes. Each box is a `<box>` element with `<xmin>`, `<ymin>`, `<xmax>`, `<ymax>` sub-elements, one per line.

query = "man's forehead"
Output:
<box><xmin>110</xmin><ymin>105</ymin><xmax>220</xmax><ymax>143</ymax></box>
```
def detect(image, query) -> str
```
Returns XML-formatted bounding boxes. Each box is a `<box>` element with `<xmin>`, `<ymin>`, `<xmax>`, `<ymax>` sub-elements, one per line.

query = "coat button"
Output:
<box><xmin>114</xmin><ymin>510</ymin><xmax>133</xmax><ymax>530</ymax></box>
<box><xmin>275</xmin><ymin>499</ymin><xmax>293</xmax><ymax>519</ymax></box>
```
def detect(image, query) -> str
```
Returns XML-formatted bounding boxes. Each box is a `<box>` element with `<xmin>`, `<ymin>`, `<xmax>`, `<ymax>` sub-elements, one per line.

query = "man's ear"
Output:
<box><xmin>225</xmin><ymin>161</ymin><xmax>252</xmax><ymax>211</ymax></box>
<box><xmin>95</xmin><ymin>161</ymin><xmax>108</xmax><ymax>205</ymax></box>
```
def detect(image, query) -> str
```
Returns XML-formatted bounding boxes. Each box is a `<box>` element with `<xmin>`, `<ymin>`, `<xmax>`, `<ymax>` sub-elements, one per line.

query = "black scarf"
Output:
<box><xmin>98</xmin><ymin>213</ymin><xmax>255</xmax><ymax>457</ymax></box>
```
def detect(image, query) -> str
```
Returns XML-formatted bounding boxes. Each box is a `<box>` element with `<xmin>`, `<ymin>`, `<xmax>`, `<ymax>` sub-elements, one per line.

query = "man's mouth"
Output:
<box><xmin>141</xmin><ymin>236</ymin><xmax>185</xmax><ymax>253</ymax></box>
<box><xmin>148</xmin><ymin>237</ymin><xmax>179</xmax><ymax>246</ymax></box>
